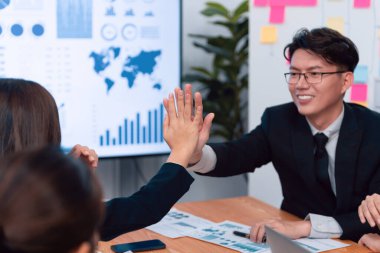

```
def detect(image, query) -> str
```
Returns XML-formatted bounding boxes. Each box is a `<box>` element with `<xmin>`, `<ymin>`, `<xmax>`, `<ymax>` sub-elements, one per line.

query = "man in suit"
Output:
<box><xmin>178</xmin><ymin>27</ymin><xmax>380</xmax><ymax>242</ymax></box>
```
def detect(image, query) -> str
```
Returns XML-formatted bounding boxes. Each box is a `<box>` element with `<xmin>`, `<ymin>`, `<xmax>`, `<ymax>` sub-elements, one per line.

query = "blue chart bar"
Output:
<box><xmin>154</xmin><ymin>109</ymin><xmax>158</xmax><ymax>143</ymax></box>
<box><xmin>130</xmin><ymin>121</ymin><xmax>134</xmax><ymax>144</ymax></box>
<box><xmin>106</xmin><ymin>130</ymin><xmax>110</xmax><ymax>146</ymax></box>
<box><xmin>137</xmin><ymin>113</ymin><xmax>140</xmax><ymax>144</ymax></box>
<box><xmin>143</xmin><ymin>126</ymin><xmax>146</xmax><ymax>143</ymax></box>
<box><xmin>57</xmin><ymin>0</ymin><xmax>92</xmax><ymax>38</ymax></box>
<box><xmin>124</xmin><ymin>119</ymin><xmax>128</xmax><ymax>144</ymax></box>
<box><xmin>148</xmin><ymin>111</ymin><xmax>152</xmax><ymax>143</ymax></box>
<box><xmin>99</xmin><ymin>103</ymin><xmax>165</xmax><ymax>147</ymax></box>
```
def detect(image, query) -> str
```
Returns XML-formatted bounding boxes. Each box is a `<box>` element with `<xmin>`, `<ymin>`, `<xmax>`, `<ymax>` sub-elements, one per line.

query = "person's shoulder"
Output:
<box><xmin>265</xmin><ymin>102</ymin><xmax>297</xmax><ymax>115</ymax></box>
<box><xmin>346</xmin><ymin>102</ymin><xmax>380</xmax><ymax>122</ymax></box>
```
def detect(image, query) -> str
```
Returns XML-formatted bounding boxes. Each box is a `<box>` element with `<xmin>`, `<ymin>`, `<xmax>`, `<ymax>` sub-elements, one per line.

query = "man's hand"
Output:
<box><xmin>358</xmin><ymin>233</ymin><xmax>380</xmax><ymax>252</ymax></box>
<box><xmin>163</xmin><ymin>84</ymin><xmax>214</xmax><ymax>165</ymax></box>
<box><xmin>249</xmin><ymin>219</ymin><xmax>311</xmax><ymax>243</ymax></box>
<box><xmin>69</xmin><ymin>144</ymin><xmax>98</xmax><ymax>169</ymax></box>
<box><xmin>358</xmin><ymin>194</ymin><xmax>380</xmax><ymax>228</ymax></box>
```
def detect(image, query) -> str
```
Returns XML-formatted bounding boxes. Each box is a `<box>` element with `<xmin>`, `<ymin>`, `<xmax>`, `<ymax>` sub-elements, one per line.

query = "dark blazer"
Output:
<box><xmin>204</xmin><ymin>102</ymin><xmax>380</xmax><ymax>241</ymax></box>
<box><xmin>100</xmin><ymin>162</ymin><xmax>194</xmax><ymax>241</ymax></box>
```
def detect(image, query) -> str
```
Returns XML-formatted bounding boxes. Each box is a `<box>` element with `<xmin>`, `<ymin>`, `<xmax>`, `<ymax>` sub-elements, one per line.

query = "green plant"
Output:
<box><xmin>184</xmin><ymin>0</ymin><xmax>249</xmax><ymax>141</ymax></box>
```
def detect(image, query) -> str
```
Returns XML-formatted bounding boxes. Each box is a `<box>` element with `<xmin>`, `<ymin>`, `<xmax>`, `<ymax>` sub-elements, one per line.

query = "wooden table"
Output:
<box><xmin>98</xmin><ymin>196</ymin><xmax>370</xmax><ymax>253</ymax></box>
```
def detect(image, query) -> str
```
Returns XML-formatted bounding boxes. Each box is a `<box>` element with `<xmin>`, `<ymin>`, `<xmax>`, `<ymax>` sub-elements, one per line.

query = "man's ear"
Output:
<box><xmin>341</xmin><ymin>71</ymin><xmax>353</xmax><ymax>94</ymax></box>
<box><xmin>73</xmin><ymin>242</ymin><xmax>91</xmax><ymax>253</ymax></box>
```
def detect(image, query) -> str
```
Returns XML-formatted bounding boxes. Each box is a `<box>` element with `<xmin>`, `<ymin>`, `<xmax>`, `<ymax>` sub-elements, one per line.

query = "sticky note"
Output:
<box><xmin>326</xmin><ymin>17</ymin><xmax>345</xmax><ymax>35</ymax></box>
<box><xmin>354</xmin><ymin>65</ymin><xmax>368</xmax><ymax>83</ymax></box>
<box><xmin>351</xmin><ymin>101</ymin><xmax>368</xmax><ymax>107</ymax></box>
<box><xmin>375</xmin><ymin>79</ymin><xmax>380</xmax><ymax>108</ymax></box>
<box><xmin>260</xmin><ymin>26</ymin><xmax>278</xmax><ymax>44</ymax></box>
<box><xmin>354</xmin><ymin>0</ymin><xmax>370</xmax><ymax>8</ymax></box>
<box><xmin>350</xmin><ymin>84</ymin><xmax>368</xmax><ymax>102</ymax></box>
<box><xmin>269</xmin><ymin>0</ymin><xmax>286</xmax><ymax>6</ymax></box>
<box><xmin>286</xmin><ymin>0</ymin><xmax>317</xmax><ymax>6</ymax></box>
<box><xmin>269</xmin><ymin>6</ymin><xmax>285</xmax><ymax>23</ymax></box>
<box><xmin>254</xmin><ymin>0</ymin><xmax>268</xmax><ymax>6</ymax></box>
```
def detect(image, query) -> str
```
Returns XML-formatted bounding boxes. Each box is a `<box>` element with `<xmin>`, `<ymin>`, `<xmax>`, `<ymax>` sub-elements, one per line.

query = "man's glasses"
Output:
<box><xmin>284</xmin><ymin>71</ymin><xmax>347</xmax><ymax>85</ymax></box>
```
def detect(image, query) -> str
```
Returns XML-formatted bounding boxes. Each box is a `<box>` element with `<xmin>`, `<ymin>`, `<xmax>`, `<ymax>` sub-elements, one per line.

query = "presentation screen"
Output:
<box><xmin>0</xmin><ymin>0</ymin><xmax>181</xmax><ymax>158</ymax></box>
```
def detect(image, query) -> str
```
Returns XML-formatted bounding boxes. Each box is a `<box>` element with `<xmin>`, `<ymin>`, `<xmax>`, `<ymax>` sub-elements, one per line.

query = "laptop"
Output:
<box><xmin>265</xmin><ymin>226</ymin><xmax>313</xmax><ymax>253</ymax></box>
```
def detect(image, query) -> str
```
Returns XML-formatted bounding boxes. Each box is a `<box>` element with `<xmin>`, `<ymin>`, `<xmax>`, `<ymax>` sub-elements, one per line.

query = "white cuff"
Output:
<box><xmin>187</xmin><ymin>145</ymin><xmax>217</xmax><ymax>174</ymax></box>
<box><xmin>305</xmin><ymin>213</ymin><xmax>343</xmax><ymax>239</ymax></box>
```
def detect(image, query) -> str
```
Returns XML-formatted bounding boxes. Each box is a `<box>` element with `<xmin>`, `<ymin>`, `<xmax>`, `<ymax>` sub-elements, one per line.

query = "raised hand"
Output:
<box><xmin>163</xmin><ymin>86</ymin><xmax>203</xmax><ymax>168</ymax></box>
<box><xmin>69</xmin><ymin>144</ymin><xmax>98</xmax><ymax>169</ymax></box>
<box><xmin>163</xmin><ymin>84</ymin><xmax>214</xmax><ymax>165</ymax></box>
<box><xmin>358</xmin><ymin>194</ymin><xmax>380</xmax><ymax>228</ymax></box>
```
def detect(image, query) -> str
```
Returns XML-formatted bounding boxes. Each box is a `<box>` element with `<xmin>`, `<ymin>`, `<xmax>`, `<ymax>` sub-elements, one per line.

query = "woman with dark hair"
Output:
<box><xmin>0</xmin><ymin>78</ymin><xmax>98</xmax><ymax>168</ymax></box>
<box><xmin>0</xmin><ymin>78</ymin><xmax>204</xmax><ymax>241</ymax></box>
<box><xmin>0</xmin><ymin>146</ymin><xmax>104</xmax><ymax>253</ymax></box>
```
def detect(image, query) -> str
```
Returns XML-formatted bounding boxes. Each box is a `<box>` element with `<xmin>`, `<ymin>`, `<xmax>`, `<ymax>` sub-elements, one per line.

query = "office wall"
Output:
<box><xmin>97</xmin><ymin>0</ymin><xmax>248</xmax><ymax>202</ymax></box>
<box><xmin>248</xmin><ymin>0</ymin><xmax>380</xmax><ymax>207</ymax></box>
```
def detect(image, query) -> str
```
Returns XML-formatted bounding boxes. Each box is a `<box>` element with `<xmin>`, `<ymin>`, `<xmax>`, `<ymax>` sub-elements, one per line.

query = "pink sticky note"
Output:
<box><xmin>354</xmin><ymin>0</ymin><xmax>370</xmax><ymax>8</ymax></box>
<box><xmin>254</xmin><ymin>0</ymin><xmax>268</xmax><ymax>6</ymax></box>
<box><xmin>350</xmin><ymin>84</ymin><xmax>368</xmax><ymax>102</ymax></box>
<box><xmin>269</xmin><ymin>0</ymin><xmax>286</xmax><ymax>6</ymax></box>
<box><xmin>269</xmin><ymin>6</ymin><xmax>285</xmax><ymax>24</ymax></box>
<box><xmin>286</xmin><ymin>0</ymin><xmax>317</xmax><ymax>6</ymax></box>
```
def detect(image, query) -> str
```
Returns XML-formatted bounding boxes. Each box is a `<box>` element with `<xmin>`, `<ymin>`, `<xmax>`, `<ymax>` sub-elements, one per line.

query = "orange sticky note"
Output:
<box><xmin>260</xmin><ymin>26</ymin><xmax>278</xmax><ymax>44</ymax></box>
<box><xmin>350</xmin><ymin>84</ymin><xmax>368</xmax><ymax>102</ymax></box>
<box><xmin>351</xmin><ymin>101</ymin><xmax>368</xmax><ymax>107</ymax></box>
<box><xmin>269</xmin><ymin>6</ymin><xmax>285</xmax><ymax>24</ymax></box>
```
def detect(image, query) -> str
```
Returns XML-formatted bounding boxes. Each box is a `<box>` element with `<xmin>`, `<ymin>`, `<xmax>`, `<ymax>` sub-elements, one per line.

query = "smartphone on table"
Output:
<box><xmin>111</xmin><ymin>239</ymin><xmax>166</xmax><ymax>252</ymax></box>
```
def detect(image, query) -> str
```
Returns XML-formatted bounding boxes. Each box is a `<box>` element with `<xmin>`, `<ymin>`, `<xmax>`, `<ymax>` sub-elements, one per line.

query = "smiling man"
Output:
<box><xmin>179</xmin><ymin>27</ymin><xmax>380</xmax><ymax>242</ymax></box>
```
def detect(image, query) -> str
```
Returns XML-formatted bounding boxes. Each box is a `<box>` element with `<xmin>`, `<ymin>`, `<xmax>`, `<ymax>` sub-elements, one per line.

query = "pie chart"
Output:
<box><xmin>0</xmin><ymin>0</ymin><xmax>10</xmax><ymax>10</ymax></box>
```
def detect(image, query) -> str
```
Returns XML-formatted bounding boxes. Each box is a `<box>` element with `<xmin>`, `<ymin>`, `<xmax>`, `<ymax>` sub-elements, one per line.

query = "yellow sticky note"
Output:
<box><xmin>326</xmin><ymin>17</ymin><xmax>345</xmax><ymax>35</ymax></box>
<box><xmin>351</xmin><ymin>100</ymin><xmax>368</xmax><ymax>107</ymax></box>
<box><xmin>260</xmin><ymin>26</ymin><xmax>278</xmax><ymax>44</ymax></box>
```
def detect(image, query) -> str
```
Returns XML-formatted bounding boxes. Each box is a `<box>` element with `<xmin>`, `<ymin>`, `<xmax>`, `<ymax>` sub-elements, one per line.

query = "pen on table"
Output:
<box><xmin>233</xmin><ymin>231</ymin><xmax>267</xmax><ymax>243</ymax></box>
<box><xmin>233</xmin><ymin>231</ymin><xmax>250</xmax><ymax>239</ymax></box>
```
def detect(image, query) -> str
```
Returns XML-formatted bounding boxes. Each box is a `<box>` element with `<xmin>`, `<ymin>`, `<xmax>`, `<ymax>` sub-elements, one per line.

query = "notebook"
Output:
<box><xmin>265</xmin><ymin>226</ymin><xmax>313</xmax><ymax>253</ymax></box>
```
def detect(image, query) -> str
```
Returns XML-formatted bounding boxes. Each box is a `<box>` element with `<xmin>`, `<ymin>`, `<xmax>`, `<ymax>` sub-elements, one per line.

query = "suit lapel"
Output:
<box><xmin>335</xmin><ymin>103</ymin><xmax>362</xmax><ymax>212</ymax></box>
<box><xmin>291</xmin><ymin>114</ymin><xmax>316</xmax><ymax>185</ymax></box>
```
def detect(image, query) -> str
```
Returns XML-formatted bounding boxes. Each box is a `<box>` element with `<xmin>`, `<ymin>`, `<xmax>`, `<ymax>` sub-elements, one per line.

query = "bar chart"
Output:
<box><xmin>99</xmin><ymin>103</ymin><xmax>164</xmax><ymax>147</ymax></box>
<box><xmin>57</xmin><ymin>0</ymin><xmax>92</xmax><ymax>38</ymax></box>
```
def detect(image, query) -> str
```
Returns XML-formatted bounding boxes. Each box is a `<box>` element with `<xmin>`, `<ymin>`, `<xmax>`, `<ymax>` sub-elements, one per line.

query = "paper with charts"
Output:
<box><xmin>146</xmin><ymin>208</ymin><xmax>214</xmax><ymax>238</ymax></box>
<box><xmin>147</xmin><ymin>209</ymin><xmax>349</xmax><ymax>253</ymax></box>
<box><xmin>187</xmin><ymin>220</ymin><xmax>270</xmax><ymax>253</ymax></box>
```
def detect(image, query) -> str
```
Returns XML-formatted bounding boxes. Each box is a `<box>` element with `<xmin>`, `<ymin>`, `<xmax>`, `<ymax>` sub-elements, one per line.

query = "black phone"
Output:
<box><xmin>110</xmin><ymin>239</ymin><xmax>166</xmax><ymax>252</ymax></box>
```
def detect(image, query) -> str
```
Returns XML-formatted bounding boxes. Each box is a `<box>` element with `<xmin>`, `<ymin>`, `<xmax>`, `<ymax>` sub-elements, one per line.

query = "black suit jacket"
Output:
<box><xmin>205</xmin><ymin>102</ymin><xmax>380</xmax><ymax>241</ymax></box>
<box><xmin>100</xmin><ymin>162</ymin><xmax>194</xmax><ymax>241</ymax></box>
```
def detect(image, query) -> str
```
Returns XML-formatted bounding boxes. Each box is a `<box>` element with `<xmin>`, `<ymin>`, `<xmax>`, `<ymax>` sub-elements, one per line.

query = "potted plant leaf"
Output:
<box><xmin>184</xmin><ymin>0</ymin><xmax>249</xmax><ymax>141</ymax></box>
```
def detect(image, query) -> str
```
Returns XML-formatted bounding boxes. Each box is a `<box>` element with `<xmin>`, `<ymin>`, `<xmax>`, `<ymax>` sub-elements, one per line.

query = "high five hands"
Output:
<box><xmin>163</xmin><ymin>84</ymin><xmax>214</xmax><ymax>167</ymax></box>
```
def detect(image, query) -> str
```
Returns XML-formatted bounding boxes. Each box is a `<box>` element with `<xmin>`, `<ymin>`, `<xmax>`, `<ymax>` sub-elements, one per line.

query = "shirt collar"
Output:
<box><xmin>307</xmin><ymin>106</ymin><xmax>345</xmax><ymax>138</ymax></box>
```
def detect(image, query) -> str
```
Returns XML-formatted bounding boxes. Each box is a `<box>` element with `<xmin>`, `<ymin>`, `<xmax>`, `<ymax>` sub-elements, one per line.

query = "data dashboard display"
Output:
<box><xmin>0</xmin><ymin>0</ymin><xmax>181</xmax><ymax>157</ymax></box>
